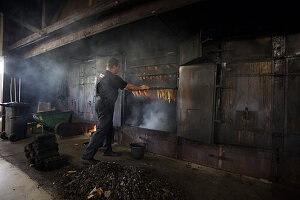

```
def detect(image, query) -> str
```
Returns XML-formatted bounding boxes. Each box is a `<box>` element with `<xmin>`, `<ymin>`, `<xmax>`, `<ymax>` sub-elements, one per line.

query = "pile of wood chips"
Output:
<box><xmin>58</xmin><ymin>162</ymin><xmax>186</xmax><ymax>200</ymax></box>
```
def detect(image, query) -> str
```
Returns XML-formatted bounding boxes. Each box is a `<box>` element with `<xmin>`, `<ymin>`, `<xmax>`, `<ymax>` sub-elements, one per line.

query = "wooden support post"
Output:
<box><xmin>42</xmin><ymin>0</ymin><xmax>46</xmax><ymax>29</ymax></box>
<box><xmin>0</xmin><ymin>13</ymin><xmax>3</xmax><ymax>132</ymax></box>
<box><xmin>0</xmin><ymin>12</ymin><xmax>3</xmax><ymax>56</ymax></box>
<box><xmin>50</xmin><ymin>0</ymin><xmax>67</xmax><ymax>24</ymax></box>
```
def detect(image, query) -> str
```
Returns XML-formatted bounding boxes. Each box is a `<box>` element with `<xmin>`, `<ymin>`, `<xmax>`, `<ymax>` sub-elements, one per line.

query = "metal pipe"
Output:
<box><xmin>0</xmin><ymin>13</ymin><xmax>3</xmax><ymax>56</ymax></box>
<box><xmin>19</xmin><ymin>78</ymin><xmax>21</xmax><ymax>102</ymax></box>
<box><xmin>10</xmin><ymin>77</ymin><xmax>12</xmax><ymax>102</ymax></box>
<box><xmin>9</xmin><ymin>84</ymin><xmax>12</xmax><ymax>102</ymax></box>
<box><xmin>14</xmin><ymin>77</ymin><xmax>16</xmax><ymax>102</ymax></box>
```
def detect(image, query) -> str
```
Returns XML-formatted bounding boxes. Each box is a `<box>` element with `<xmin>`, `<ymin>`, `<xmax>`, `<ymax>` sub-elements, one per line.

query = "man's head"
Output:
<box><xmin>106</xmin><ymin>57</ymin><xmax>119</xmax><ymax>74</ymax></box>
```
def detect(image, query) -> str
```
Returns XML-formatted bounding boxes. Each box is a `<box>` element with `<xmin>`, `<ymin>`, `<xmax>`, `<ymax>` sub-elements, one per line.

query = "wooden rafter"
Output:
<box><xmin>42</xmin><ymin>0</ymin><xmax>46</xmax><ymax>29</ymax></box>
<box><xmin>10</xmin><ymin>16</ymin><xmax>41</xmax><ymax>34</ymax></box>
<box><xmin>8</xmin><ymin>0</ymin><xmax>132</xmax><ymax>50</ymax></box>
<box><xmin>23</xmin><ymin>0</ymin><xmax>203</xmax><ymax>58</ymax></box>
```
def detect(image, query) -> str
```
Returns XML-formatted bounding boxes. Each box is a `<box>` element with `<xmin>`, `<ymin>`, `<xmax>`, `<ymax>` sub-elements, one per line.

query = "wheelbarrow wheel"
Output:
<box><xmin>54</xmin><ymin>122</ymin><xmax>64</xmax><ymax>135</ymax></box>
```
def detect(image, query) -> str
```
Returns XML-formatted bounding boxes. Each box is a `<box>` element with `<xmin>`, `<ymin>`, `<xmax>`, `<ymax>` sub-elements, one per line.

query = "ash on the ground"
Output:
<box><xmin>57</xmin><ymin>161</ymin><xmax>187</xmax><ymax>200</ymax></box>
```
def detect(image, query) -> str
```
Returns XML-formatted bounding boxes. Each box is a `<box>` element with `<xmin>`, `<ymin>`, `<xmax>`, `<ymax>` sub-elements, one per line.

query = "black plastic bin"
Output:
<box><xmin>0</xmin><ymin>102</ymin><xmax>30</xmax><ymax>141</ymax></box>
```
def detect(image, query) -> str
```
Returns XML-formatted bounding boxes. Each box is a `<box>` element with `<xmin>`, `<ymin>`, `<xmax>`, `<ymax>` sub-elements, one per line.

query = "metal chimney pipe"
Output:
<box><xmin>14</xmin><ymin>77</ymin><xmax>16</xmax><ymax>102</ymax></box>
<box><xmin>10</xmin><ymin>77</ymin><xmax>12</xmax><ymax>102</ymax></box>
<box><xmin>19</xmin><ymin>78</ymin><xmax>21</xmax><ymax>102</ymax></box>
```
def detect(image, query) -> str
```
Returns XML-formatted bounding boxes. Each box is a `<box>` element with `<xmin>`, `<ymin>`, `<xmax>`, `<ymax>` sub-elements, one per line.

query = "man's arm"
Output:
<box><xmin>125</xmin><ymin>83</ymin><xmax>150</xmax><ymax>90</ymax></box>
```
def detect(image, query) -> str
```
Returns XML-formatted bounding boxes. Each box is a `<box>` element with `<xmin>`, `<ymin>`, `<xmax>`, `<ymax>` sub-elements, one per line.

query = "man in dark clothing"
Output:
<box><xmin>81</xmin><ymin>58</ymin><xmax>149</xmax><ymax>165</ymax></box>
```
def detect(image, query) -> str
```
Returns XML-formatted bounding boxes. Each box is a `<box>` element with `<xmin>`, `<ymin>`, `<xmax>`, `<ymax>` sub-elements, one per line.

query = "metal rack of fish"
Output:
<box><xmin>127</xmin><ymin>64</ymin><xmax>177</xmax><ymax>86</ymax></box>
<box><xmin>127</xmin><ymin>63</ymin><xmax>178</xmax><ymax>103</ymax></box>
<box><xmin>57</xmin><ymin>162</ymin><xmax>187</xmax><ymax>200</ymax></box>
<box><xmin>131</xmin><ymin>87</ymin><xmax>177</xmax><ymax>103</ymax></box>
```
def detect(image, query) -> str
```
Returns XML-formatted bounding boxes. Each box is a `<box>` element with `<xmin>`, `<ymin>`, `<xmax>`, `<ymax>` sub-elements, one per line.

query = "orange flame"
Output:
<box><xmin>88</xmin><ymin>125</ymin><xmax>97</xmax><ymax>135</ymax></box>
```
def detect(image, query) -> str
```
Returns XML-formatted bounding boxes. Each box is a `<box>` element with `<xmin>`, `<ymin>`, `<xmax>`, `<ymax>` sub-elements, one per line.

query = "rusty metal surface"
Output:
<box><xmin>223</xmin><ymin>37</ymin><xmax>272</xmax><ymax>62</ymax></box>
<box><xmin>66</xmin><ymin>56</ymin><xmax>123</xmax><ymax>125</ymax></box>
<box><xmin>272</xmin><ymin>36</ymin><xmax>286</xmax><ymax>59</ymax></box>
<box><xmin>274</xmin><ymin>31</ymin><xmax>300</xmax><ymax>189</ymax></box>
<box><xmin>279</xmin><ymin>152</ymin><xmax>300</xmax><ymax>187</ymax></box>
<box><xmin>286</xmin><ymin>58</ymin><xmax>300</xmax><ymax>136</ymax></box>
<box><xmin>120</xmin><ymin>128</ymin><xmax>273</xmax><ymax>179</ymax></box>
<box><xmin>177</xmin><ymin>137</ymin><xmax>272</xmax><ymax>179</ymax></box>
<box><xmin>214</xmin><ymin>61</ymin><xmax>273</xmax><ymax>149</ymax></box>
<box><xmin>286</xmin><ymin>33</ymin><xmax>300</xmax><ymax>56</ymax></box>
<box><xmin>272</xmin><ymin>59</ymin><xmax>285</xmax><ymax>138</ymax></box>
<box><xmin>220</xmin><ymin>145</ymin><xmax>272</xmax><ymax>179</ymax></box>
<box><xmin>23</xmin><ymin>0</ymin><xmax>203</xmax><ymax>58</ymax></box>
<box><xmin>179</xmin><ymin>32</ymin><xmax>202</xmax><ymax>65</ymax></box>
<box><xmin>121</xmin><ymin>126</ymin><xmax>177</xmax><ymax>158</ymax></box>
<box><xmin>179</xmin><ymin>138</ymin><xmax>218</xmax><ymax>167</ymax></box>
<box><xmin>284</xmin><ymin>56</ymin><xmax>300</xmax><ymax>190</ymax></box>
<box><xmin>178</xmin><ymin>64</ymin><xmax>215</xmax><ymax>143</ymax></box>
<box><xmin>181</xmin><ymin>139</ymin><xmax>273</xmax><ymax>179</ymax></box>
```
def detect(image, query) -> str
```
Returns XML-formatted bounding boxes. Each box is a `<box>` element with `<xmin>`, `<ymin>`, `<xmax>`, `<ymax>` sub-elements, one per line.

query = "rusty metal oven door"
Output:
<box><xmin>214</xmin><ymin>61</ymin><xmax>273</xmax><ymax>149</ymax></box>
<box><xmin>177</xmin><ymin>64</ymin><xmax>215</xmax><ymax>143</ymax></box>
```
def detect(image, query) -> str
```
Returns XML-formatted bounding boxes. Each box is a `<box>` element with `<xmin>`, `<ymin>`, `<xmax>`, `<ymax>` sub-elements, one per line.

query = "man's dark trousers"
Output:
<box><xmin>82</xmin><ymin>102</ymin><xmax>114</xmax><ymax>160</ymax></box>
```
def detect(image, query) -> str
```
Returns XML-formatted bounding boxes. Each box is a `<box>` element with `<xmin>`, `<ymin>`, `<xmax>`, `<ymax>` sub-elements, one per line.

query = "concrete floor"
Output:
<box><xmin>0</xmin><ymin>157</ymin><xmax>52</xmax><ymax>200</ymax></box>
<box><xmin>0</xmin><ymin>133</ymin><xmax>300</xmax><ymax>200</ymax></box>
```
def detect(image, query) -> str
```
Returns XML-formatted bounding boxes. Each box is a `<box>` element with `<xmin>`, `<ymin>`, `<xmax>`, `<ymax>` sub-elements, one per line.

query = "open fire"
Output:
<box><xmin>88</xmin><ymin>125</ymin><xmax>97</xmax><ymax>136</ymax></box>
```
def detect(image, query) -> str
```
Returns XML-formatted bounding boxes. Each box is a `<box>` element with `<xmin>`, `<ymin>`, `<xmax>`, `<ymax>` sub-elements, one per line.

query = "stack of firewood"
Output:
<box><xmin>25</xmin><ymin>134</ymin><xmax>67</xmax><ymax>170</ymax></box>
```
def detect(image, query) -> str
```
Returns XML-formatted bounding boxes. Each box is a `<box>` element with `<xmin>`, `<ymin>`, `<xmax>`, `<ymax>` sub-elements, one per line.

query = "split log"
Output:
<box><xmin>24</xmin><ymin>133</ymin><xmax>67</xmax><ymax>170</ymax></box>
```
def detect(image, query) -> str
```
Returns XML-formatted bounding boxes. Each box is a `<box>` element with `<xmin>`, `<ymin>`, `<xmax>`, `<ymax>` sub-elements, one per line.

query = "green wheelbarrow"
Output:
<box><xmin>32</xmin><ymin>111</ymin><xmax>73</xmax><ymax>133</ymax></box>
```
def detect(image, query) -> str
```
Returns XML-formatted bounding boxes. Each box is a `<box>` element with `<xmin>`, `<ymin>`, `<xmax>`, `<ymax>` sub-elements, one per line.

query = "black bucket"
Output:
<box><xmin>130</xmin><ymin>143</ymin><xmax>145</xmax><ymax>159</ymax></box>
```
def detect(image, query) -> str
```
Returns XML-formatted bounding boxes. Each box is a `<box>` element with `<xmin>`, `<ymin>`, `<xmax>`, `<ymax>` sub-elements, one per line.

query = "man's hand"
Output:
<box><xmin>140</xmin><ymin>85</ymin><xmax>150</xmax><ymax>90</ymax></box>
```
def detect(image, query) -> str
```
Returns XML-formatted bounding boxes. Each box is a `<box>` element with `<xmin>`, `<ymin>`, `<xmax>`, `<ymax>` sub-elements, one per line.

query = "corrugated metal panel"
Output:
<box><xmin>179</xmin><ymin>32</ymin><xmax>202</xmax><ymax>65</ymax></box>
<box><xmin>221</xmin><ymin>145</ymin><xmax>272</xmax><ymax>179</ymax></box>
<box><xmin>272</xmin><ymin>59</ymin><xmax>285</xmax><ymax>137</ymax></box>
<box><xmin>67</xmin><ymin>56</ymin><xmax>123</xmax><ymax>126</ymax></box>
<box><xmin>286</xmin><ymin>58</ymin><xmax>300</xmax><ymax>137</ymax></box>
<box><xmin>286</xmin><ymin>33</ymin><xmax>300</xmax><ymax>56</ymax></box>
<box><xmin>214</xmin><ymin>61</ymin><xmax>273</xmax><ymax>149</ymax></box>
<box><xmin>279</xmin><ymin>151</ymin><xmax>300</xmax><ymax>187</ymax></box>
<box><xmin>275</xmin><ymin>35</ymin><xmax>300</xmax><ymax>188</ymax></box>
<box><xmin>179</xmin><ymin>138</ymin><xmax>272</xmax><ymax>179</ymax></box>
<box><xmin>178</xmin><ymin>64</ymin><xmax>215</xmax><ymax>143</ymax></box>
<box><xmin>223</xmin><ymin>37</ymin><xmax>272</xmax><ymax>62</ymax></box>
<box><xmin>179</xmin><ymin>138</ymin><xmax>218</xmax><ymax>167</ymax></box>
<box><xmin>120</xmin><ymin>128</ymin><xmax>273</xmax><ymax>180</ymax></box>
<box><xmin>121</xmin><ymin>126</ymin><xmax>177</xmax><ymax>158</ymax></box>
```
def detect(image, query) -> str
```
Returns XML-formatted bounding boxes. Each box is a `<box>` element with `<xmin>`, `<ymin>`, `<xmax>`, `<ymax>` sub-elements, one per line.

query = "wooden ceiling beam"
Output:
<box><xmin>23</xmin><ymin>0</ymin><xmax>203</xmax><ymax>58</ymax></box>
<box><xmin>8</xmin><ymin>0</ymin><xmax>132</xmax><ymax>50</ymax></box>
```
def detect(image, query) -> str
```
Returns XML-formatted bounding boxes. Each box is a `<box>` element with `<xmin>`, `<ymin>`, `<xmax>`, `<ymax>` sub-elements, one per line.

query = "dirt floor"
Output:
<box><xmin>0</xmin><ymin>131</ymin><xmax>300</xmax><ymax>200</ymax></box>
